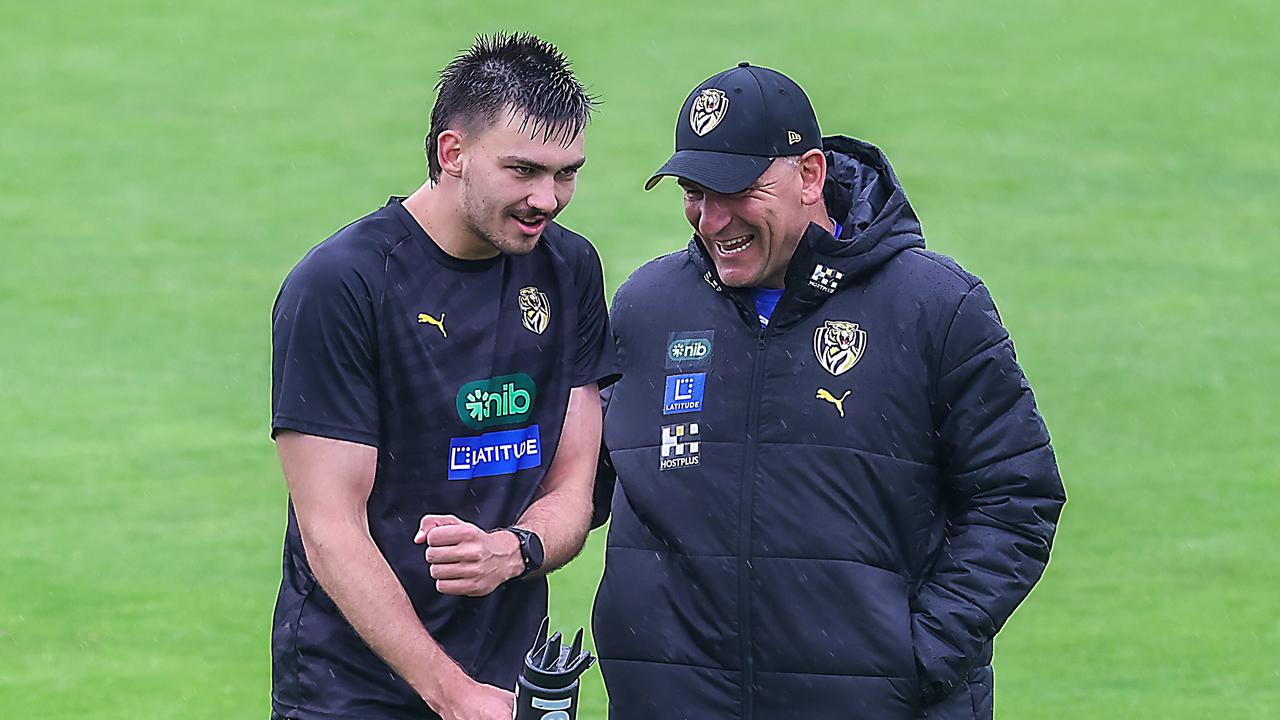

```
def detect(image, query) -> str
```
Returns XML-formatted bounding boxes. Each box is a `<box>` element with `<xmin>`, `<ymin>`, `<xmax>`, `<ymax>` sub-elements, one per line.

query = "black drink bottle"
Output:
<box><xmin>514</xmin><ymin>619</ymin><xmax>595</xmax><ymax>720</ymax></box>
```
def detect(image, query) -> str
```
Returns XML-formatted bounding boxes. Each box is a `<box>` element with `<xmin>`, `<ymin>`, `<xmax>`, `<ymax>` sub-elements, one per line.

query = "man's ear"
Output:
<box><xmin>798</xmin><ymin>148</ymin><xmax>827</xmax><ymax>206</ymax></box>
<box><xmin>436</xmin><ymin>129</ymin><xmax>465</xmax><ymax>179</ymax></box>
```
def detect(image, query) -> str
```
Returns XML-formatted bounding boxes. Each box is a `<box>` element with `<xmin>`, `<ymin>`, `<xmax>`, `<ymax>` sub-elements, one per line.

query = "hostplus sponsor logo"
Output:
<box><xmin>665</xmin><ymin>330</ymin><xmax>714</xmax><ymax>370</ymax></box>
<box><xmin>448</xmin><ymin>426</ymin><xmax>541</xmax><ymax>480</ymax></box>
<box><xmin>808</xmin><ymin>264</ymin><xmax>844</xmax><ymax>294</ymax></box>
<box><xmin>663</xmin><ymin>373</ymin><xmax>706</xmax><ymax>415</ymax></box>
<box><xmin>659</xmin><ymin>423</ymin><xmax>701</xmax><ymax>471</ymax></box>
<box><xmin>455</xmin><ymin>373</ymin><xmax>537</xmax><ymax>430</ymax></box>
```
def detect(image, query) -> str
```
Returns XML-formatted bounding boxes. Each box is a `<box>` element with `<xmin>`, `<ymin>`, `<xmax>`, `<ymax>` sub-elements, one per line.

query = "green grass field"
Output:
<box><xmin>2</xmin><ymin>1</ymin><xmax>1277</xmax><ymax>717</ymax></box>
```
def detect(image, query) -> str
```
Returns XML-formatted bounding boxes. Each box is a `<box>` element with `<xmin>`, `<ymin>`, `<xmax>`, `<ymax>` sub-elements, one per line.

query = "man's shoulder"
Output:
<box><xmin>883</xmin><ymin>247</ymin><xmax>984</xmax><ymax>300</ymax></box>
<box><xmin>614</xmin><ymin>248</ymin><xmax>697</xmax><ymax>303</ymax></box>
<box><xmin>283</xmin><ymin>206</ymin><xmax>408</xmax><ymax>292</ymax></box>
<box><xmin>539</xmin><ymin>221</ymin><xmax>602</xmax><ymax>269</ymax></box>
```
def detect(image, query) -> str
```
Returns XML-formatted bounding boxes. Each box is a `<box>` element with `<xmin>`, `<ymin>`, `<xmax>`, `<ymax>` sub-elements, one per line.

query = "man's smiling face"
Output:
<box><xmin>679</xmin><ymin>157</ymin><xmax>810</xmax><ymax>289</ymax></box>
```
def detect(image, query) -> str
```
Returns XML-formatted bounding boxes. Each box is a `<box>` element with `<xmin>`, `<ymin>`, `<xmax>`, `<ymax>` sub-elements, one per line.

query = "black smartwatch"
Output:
<box><xmin>505</xmin><ymin>527</ymin><xmax>544</xmax><ymax>579</ymax></box>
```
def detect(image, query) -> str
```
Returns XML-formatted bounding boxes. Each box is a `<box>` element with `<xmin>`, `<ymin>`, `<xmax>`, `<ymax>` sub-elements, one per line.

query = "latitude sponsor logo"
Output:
<box><xmin>447</xmin><ymin>425</ymin><xmax>541</xmax><ymax>480</ymax></box>
<box><xmin>455</xmin><ymin>373</ymin><xmax>537</xmax><ymax>430</ymax></box>
<box><xmin>663</xmin><ymin>373</ymin><xmax>706</xmax><ymax>415</ymax></box>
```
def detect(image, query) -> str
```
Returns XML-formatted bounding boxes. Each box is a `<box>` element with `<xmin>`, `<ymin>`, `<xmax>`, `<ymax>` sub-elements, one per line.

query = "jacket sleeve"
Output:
<box><xmin>590</xmin><ymin>381</ymin><xmax>617</xmax><ymax>530</ymax></box>
<box><xmin>912</xmin><ymin>282</ymin><xmax>1066</xmax><ymax>703</ymax></box>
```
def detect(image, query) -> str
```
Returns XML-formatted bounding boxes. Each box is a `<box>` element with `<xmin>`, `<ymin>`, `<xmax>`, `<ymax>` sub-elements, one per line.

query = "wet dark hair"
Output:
<box><xmin>426</xmin><ymin>32</ymin><xmax>597</xmax><ymax>182</ymax></box>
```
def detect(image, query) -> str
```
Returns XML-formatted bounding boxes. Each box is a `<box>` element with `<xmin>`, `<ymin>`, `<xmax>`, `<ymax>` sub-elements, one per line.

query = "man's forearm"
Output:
<box><xmin>512</xmin><ymin>483</ymin><xmax>592</xmax><ymax>574</ymax></box>
<box><xmin>509</xmin><ymin>384</ymin><xmax>601</xmax><ymax>575</ymax></box>
<box><xmin>302</xmin><ymin>523</ymin><xmax>470</xmax><ymax>711</ymax></box>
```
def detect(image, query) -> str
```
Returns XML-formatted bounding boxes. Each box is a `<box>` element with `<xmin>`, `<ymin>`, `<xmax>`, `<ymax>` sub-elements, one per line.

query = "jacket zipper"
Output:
<box><xmin>737</xmin><ymin>321</ymin><xmax>767</xmax><ymax>719</ymax></box>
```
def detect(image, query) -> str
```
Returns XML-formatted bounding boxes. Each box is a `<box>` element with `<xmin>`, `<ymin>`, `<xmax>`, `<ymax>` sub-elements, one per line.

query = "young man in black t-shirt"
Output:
<box><xmin>269</xmin><ymin>34</ymin><xmax>618</xmax><ymax>720</ymax></box>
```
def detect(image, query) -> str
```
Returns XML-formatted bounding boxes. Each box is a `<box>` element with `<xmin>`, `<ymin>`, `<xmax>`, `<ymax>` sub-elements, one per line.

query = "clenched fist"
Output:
<box><xmin>413</xmin><ymin>515</ymin><xmax>523</xmax><ymax>597</ymax></box>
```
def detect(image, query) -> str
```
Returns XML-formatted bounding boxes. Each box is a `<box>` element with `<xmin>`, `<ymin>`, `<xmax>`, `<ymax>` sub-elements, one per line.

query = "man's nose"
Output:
<box><xmin>527</xmin><ymin>178</ymin><xmax>557</xmax><ymax>215</ymax></box>
<box><xmin>698</xmin><ymin>194</ymin><xmax>732</xmax><ymax>239</ymax></box>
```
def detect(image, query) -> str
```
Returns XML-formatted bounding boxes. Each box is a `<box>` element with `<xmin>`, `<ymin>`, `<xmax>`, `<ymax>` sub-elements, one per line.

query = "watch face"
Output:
<box><xmin>511</xmin><ymin>527</ymin><xmax>544</xmax><ymax>574</ymax></box>
<box><xmin>524</xmin><ymin>530</ymin><xmax>545</xmax><ymax>569</ymax></box>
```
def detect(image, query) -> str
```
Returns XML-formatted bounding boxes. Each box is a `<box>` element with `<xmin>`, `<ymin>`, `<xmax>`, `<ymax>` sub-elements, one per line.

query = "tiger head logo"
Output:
<box><xmin>812</xmin><ymin>320</ymin><xmax>867</xmax><ymax>376</ymax></box>
<box><xmin>689</xmin><ymin>88</ymin><xmax>729</xmax><ymax>136</ymax></box>
<box><xmin>518</xmin><ymin>286</ymin><xmax>551</xmax><ymax>335</ymax></box>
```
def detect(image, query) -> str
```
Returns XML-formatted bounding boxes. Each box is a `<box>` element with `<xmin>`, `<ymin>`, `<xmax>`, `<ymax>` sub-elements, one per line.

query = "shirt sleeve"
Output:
<box><xmin>270</xmin><ymin>243</ymin><xmax>381</xmax><ymax>446</ymax></box>
<box><xmin>571</xmin><ymin>241</ymin><xmax>621</xmax><ymax>390</ymax></box>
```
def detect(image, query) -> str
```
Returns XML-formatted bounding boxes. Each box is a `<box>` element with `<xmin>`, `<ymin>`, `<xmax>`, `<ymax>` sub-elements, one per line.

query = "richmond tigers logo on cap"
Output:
<box><xmin>689</xmin><ymin>88</ymin><xmax>729</xmax><ymax>136</ymax></box>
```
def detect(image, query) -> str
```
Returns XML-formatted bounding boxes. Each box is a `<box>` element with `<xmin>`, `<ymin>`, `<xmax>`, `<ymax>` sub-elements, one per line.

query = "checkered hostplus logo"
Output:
<box><xmin>659</xmin><ymin>422</ymin><xmax>701</xmax><ymax>471</ymax></box>
<box><xmin>808</xmin><ymin>264</ymin><xmax>844</xmax><ymax>294</ymax></box>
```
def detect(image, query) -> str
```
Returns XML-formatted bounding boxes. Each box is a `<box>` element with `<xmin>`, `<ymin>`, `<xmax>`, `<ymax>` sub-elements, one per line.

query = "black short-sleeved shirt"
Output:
<box><xmin>269</xmin><ymin>198</ymin><xmax>618</xmax><ymax>720</ymax></box>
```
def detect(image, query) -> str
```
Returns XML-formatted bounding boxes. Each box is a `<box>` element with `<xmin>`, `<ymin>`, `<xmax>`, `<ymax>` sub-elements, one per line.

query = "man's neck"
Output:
<box><xmin>401</xmin><ymin>181</ymin><xmax>499</xmax><ymax>260</ymax></box>
<box><xmin>813</xmin><ymin>201</ymin><xmax>836</xmax><ymax>235</ymax></box>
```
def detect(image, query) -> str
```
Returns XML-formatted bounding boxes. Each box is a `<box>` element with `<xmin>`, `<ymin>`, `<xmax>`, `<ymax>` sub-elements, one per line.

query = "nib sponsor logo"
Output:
<box><xmin>660</xmin><ymin>423</ymin><xmax>701</xmax><ymax>471</ymax></box>
<box><xmin>665</xmin><ymin>330</ymin><xmax>715</xmax><ymax>370</ymax></box>
<box><xmin>456</xmin><ymin>374</ymin><xmax>537</xmax><ymax>430</ymax></box>
<box><xmin>448</xmin><ymin>426</ymin><xmax>541</xmax><ymax>480</ymax></box>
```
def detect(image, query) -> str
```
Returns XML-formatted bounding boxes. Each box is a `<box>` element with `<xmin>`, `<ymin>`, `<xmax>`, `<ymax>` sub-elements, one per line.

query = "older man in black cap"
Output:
<box><xmin>591</xmin><ymin>62</ymin><xmax>1066</xmax><ymax>719</ymax></box>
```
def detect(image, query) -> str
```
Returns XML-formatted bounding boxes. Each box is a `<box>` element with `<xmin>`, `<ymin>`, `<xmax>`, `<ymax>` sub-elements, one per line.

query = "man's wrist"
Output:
<box><xmin>501</xmin><ymin>526</ymin><xmax>545</xmax><ymax>579</ymax></box>
<box><xmin>491</xmin><ymin>528</ymin><xmax>525</xmax><ymax>581</ymax></box>
<box><xmin>414</xmin><ymin>661</ymin><xmax>474</xmax><ymax>715</ymax></box>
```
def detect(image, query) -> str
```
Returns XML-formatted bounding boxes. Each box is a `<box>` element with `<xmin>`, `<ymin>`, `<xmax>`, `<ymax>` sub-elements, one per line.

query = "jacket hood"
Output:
<box><xmin>816</xmin><ymin>134</ymin><xmax>925</xmax><ymax>273</ymax></box>
<box><xmin>688</xmin><ymin>135</ymin><xmax>925</xmax><ymax>329</ymax></box>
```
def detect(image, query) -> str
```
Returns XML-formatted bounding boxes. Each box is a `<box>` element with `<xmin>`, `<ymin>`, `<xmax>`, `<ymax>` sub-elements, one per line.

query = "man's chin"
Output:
<box><xmin>492</xmin><ymin>234</ymin><xmax>542</xmax><ymax>256</ymax></box>
<box><xmin>714</xmin><ymin>265</ymin><xmax>764</xmax><ymax>289</ymax></box>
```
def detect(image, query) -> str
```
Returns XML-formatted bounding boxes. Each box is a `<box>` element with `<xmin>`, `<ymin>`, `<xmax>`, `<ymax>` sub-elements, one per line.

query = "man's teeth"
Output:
<box><xmin>716</xmin><ymin>235</ymin><xmax>752</xmax><ymax>255</ymax></box>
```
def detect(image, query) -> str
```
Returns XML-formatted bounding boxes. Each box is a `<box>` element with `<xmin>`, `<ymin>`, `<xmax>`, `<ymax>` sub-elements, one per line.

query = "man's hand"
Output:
<box><xmin>439</xmin><ymin>681</ymin><xmax>516</xmax><ymax>720</ymax></box>
<box><xmin>414</xmin><ymin>515</ymin><xmax>523</xmax><ymax>597</ymax></box>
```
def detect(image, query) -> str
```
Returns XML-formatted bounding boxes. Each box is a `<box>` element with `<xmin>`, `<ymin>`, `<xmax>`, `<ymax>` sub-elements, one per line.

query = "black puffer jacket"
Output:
<box><xmin>592</xmin><ymin>136</ymin><xmax>1065</xmax><ymax>719</ymax></box>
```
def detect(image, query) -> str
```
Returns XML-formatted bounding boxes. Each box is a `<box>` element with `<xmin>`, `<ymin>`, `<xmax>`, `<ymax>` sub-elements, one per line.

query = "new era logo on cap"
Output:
<box><xmin>646</xmin><ymin>62</ymin><xmax>822</xmax><ymax>195</ymax></box>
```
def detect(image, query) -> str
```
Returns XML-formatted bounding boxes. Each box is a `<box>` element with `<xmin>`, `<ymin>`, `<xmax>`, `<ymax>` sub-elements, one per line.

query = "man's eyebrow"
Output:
<box><xmin>500</xmin><ymin>155</ymin><xmax>548</xmax><ymax>172</ymax></box>
<box><xmin>499</xmin><ymin>155</ymin><xmax>586</xmax><ymax>173</ymax></box>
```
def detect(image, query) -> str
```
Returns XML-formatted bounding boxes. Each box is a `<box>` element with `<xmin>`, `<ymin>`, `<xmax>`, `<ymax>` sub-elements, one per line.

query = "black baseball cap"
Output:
<box><xmin>646</xmin><ymin>62</ymin><xmax>821</xmax><ymax>194</ymax></box>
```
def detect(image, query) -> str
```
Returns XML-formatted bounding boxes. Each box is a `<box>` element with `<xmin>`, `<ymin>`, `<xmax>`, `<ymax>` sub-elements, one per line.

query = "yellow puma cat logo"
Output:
<box><xmin>417</xmin><ymin>312</ymin><xmax>447</xmax><ymax>338</ymax></box>
<box><xmin>816</xmin><ymin>388</ymin><xmax>851</xmax><ymax>418</ymax></box>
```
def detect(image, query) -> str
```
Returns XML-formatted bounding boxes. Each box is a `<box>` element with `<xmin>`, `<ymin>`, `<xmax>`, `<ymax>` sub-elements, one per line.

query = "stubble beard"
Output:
<box><xmin>460</xmin><ymin>176</ymin><xmax>543</xmax><ymax>257</ymax></box>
